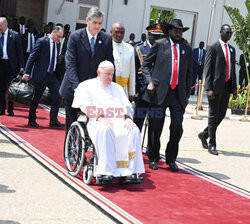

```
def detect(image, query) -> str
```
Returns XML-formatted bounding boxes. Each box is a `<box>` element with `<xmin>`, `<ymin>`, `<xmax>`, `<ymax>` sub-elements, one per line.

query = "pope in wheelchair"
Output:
<box><xmin>70</xmin><ymin>60</ymin><xmax>145</xmax><ymax>184</ymax></box>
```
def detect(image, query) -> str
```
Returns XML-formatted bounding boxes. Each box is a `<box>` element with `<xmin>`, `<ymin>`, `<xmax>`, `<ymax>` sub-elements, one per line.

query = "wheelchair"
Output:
<box><xmin>64</xmin><ymin>112</ymin><xmax>143</xmax><ymax>185</ymax></box>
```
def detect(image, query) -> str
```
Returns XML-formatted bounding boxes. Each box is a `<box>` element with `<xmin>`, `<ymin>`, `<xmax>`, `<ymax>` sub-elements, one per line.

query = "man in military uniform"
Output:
<box><xmin>133</xmin><ymin>23</ymin><xmax>164</xmax><ymax>131</ymax></box>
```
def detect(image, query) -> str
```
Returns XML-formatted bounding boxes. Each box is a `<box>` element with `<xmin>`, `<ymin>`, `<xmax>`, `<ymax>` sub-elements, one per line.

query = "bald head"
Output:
<box><xmin>110</xmin><ymin>22</ymin><xmax>125</xmax><ymax>43</ymax></box>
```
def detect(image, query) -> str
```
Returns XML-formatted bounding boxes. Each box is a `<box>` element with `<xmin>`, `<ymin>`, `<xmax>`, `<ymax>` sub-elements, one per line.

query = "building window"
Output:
<box><xmin>150</xmin><ymin>7</ymin><xmax>197</xmax><ymax>47</ymax></box>
<box><xmin>76</xmin><ymin>0</ymin><xmax>99</xmax><ymax>29</ymax></box>
<box><xmin>78</xmin><ymin>0</ymin><xmax>99</xmax><ymax>5</ymax></box>
<box><xmin>66</xmin><ymin>0</ymin><xmax>74</xmax><ymax>2</ymax></box>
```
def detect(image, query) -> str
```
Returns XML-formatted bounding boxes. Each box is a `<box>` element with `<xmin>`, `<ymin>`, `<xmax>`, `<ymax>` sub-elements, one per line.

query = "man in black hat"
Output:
<box><xmin>142</xmin><ymin>19</ymin><xmax>192</xmax><ymax>171</ymax></box>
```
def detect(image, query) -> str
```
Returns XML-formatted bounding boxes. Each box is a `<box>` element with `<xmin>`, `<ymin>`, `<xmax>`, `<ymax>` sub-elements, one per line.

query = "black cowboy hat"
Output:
<box><xmin>165</xmin><ymin>19</ymin><xmax>189</xmax><ymax>32</ymax></box>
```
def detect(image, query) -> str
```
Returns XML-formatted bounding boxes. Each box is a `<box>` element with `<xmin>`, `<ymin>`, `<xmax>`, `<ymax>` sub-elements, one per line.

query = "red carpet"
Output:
<box><xmin>1</xmin><ymin>103</ymin><xmax>250</xmax><ymax>224</ymax></box>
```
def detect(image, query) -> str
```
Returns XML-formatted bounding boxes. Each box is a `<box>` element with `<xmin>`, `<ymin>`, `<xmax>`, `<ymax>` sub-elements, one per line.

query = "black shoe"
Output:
<box><xmin>0</xmin><ymin>111</ymin><xmax>5</xmax><ymax>115</ymax></box>
<box><xmin>28</xmin><ymin>121</ymin><xmax>39</xmax><ymax>127</ymax></box>
<box><xmin>169</xmin><ymin>162</ymin><xmax>179</xmax><ymax>172</ymax></box>
<box><xmin>8</xmin><ymin>111</ymin><xmax>14</xmax><ymax>116</ymax></box>
<box><xmin>198</xmin><ymin>133</ymin><xmax>208</xmax><ymax>149</ymax></box>
<box><xmin>49</xmin><ymin>120</ymin><xmax>65</xmax><ymax>127</ymax></box>
<box><xmin>149</xmin><ymin>162</ymin><xmax>158</xmax><ymax>170</ymax></box>
<box><xmin>208</xmin><ymin>146</ymin><xmax>218</xmax><ymax>155</ymax></box>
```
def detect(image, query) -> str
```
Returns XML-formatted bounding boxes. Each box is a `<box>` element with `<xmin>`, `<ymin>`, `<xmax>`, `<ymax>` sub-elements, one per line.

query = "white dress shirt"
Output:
<box><xmin>47</xmin><ymin>36</ymin><xmax>57</xmax><ymax>72</ymax></box>
<box><xmin>26</xmin><ymin>33</ymin><xmax>35</xmax><ymax>53</ymax></box>
<box><xmin>169</xmin><ymin>38</ymin><xmax>180</xmax><ymax>85</ymax></box>
<box><xmin>1</xmin><ymin>28</ymin><xmax>9</xmax><ymax>59</ymax></box>
<box><xmin>86</xmin><ymin>27</ymin><xmax>97</xmax><ymax>46</ymax></box>
<box><xmin>219</xmin><ymin>38</ymin><xmax>231</xmax><ymax>79</ymax></box>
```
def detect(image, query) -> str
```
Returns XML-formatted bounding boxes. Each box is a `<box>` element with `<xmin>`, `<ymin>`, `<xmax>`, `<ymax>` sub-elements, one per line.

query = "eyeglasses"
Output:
<box><xmin>225</xmin><ymin>31</ymin><xmax>233</xmax><ymax>35</ymax></box>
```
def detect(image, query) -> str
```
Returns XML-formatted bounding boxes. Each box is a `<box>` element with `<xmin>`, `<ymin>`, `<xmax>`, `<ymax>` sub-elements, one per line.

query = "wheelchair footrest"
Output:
<box><xmin>118</xmin><ymin>176</ymin><xmax>143</xmax><ymax>185</ymax></box>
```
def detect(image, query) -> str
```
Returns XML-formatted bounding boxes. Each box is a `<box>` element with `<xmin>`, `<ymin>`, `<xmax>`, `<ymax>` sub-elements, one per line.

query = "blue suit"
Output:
<box><xmin>59</xmin><ymin>28</ymin><xmax>114</xmax><ymax>131</ymax></box>
<box><xmin>133</xmin><ymin>41</ymin><xmax>151</xmax><ymax>131</ymax></box>
<box><xmin>25</xmin><ymin>36</ymin><xmax>60</xmax><ymax>123</ymax></box>
<box><xmin>191</xmin><ymin>48</ymin><xmax>206</xmax><ymax>94</ymax></box>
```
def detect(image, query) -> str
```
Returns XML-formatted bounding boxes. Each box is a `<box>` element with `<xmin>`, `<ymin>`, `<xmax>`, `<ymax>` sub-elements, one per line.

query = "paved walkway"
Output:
<box><xmin>0</xmin><ymin>102</ymin><xmax>249</xmax><ymax>223</ymax></box>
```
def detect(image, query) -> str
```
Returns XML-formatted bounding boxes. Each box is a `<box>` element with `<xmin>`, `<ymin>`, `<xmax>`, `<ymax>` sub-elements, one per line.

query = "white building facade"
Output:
<box><xmin>44</xmin><ymin>0</ymin><xmax>247</xmax><ymax>71</ymax></box>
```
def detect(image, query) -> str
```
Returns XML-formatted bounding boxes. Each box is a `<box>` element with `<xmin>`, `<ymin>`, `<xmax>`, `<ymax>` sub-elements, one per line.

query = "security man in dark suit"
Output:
<box><xmin>22</xmin><ymin>26</ymin><xmax>64</xmax><ymax>128</ymax></box>
<box><xmin>239</xmin><ymin>52</ymin><xmax>249</xmax><ymax>89</ymax></box>
<box><xmin>134</xmin><ymin>23</ymin><xmax>164</xmax><ymax>131</ymax></box>
<box><xmin>191</xmin><ymin>41</ymin><xmax>206</xmax><ymax>95</ymax></box>
<box><xmin>142</xmin><ymin>19</ymin><xmax>192</xmax><ymax>172</ymax></box>
<box><xmin>55</xmin><ymin>24</ymin><xmax>70</xmax><ymax>85</ymax></box>
<box><xmin>0</xmin><ymin>17</ymin><xmax>24</xmax><ymax>116</ymax></box>
<box><xmin>21</xmin><ymin>25</ymin><xmax>37</xmax><ymax>66</ymax></box>
<box><xmin>198</xmin><ymin>24</ymin><xmax>237</xmax><ymax>155</ymax></box>
<box><xmin>59</xmin><ymin>7</ymin><xmax>114</xmax><ymax>132</ymax></box>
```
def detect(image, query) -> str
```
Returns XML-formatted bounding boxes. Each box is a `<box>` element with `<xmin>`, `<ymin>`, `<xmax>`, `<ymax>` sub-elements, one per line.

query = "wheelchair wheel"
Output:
<box><xmin>83</xmin><ymin>165</ymin><xmax>94</xmax><ymax>185</ymax></box>
<box><xmin>64</xmin><ymin>121</ymin><xmax>86</xmax><ymax>176</ymax></box>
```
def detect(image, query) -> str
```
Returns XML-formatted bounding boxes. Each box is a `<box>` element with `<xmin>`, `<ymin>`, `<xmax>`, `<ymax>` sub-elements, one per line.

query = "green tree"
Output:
<box><xmin>224</xmin><ymin>0</ymin><xmax>250</xmax><ymax>119</ymax></box>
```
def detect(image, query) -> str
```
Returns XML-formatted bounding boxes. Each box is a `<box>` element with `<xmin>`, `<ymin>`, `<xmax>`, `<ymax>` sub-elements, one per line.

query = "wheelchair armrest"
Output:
<box><xmin>77</xmin><ymin>110</ymin><xmax>89</xmax><ymax>124</ymax></box>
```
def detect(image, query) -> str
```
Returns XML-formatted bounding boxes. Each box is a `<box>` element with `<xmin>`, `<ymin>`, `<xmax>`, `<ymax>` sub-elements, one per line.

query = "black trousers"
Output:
<box><xmin>64</xmin><ymin>96</ymin><xmax>78</xmax><ymax>134</ymax></box>
<box><xmin>133</xmin><ymin>98</ymin><xmax>150</xmax><ymax>131</ymax></box>
<box><xmin>29</xmin><ymin>72</ymin><xmax>60</xmax><ymax>123</ymax></box>
<box><xmin>200</xmin><ymin>82</ymin><xmax>231</xmax><ymax>147</ymax></box>
<box><xmin>239</xmin><ymin>69</ymin><xmax>249</xmax><ymax>89</ymax></box>
<box><xmin>0</xmin><ymin>59</ymin><xmax>15</xmax><ymax>113</ymax></box>
<box><xmin>147</xmin><ymin>88</ymin><xmax>185</xmax><ymax>164</ymax></box>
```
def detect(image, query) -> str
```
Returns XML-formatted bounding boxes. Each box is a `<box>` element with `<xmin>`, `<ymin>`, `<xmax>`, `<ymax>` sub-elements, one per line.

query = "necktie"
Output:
<box><xmin>199</xmin><ymin>49</ymin><xmax>202</xmax><ymax>62</ymax></box>
<box><xmin>29</xmin><ymin>33</ymin><xmax>33</xmax><ymax>52</ymax></box>
<box><xmin>171</xmin><ymin>44</ymin><xmax>178</xmax><ymax>90</ymax></box>
<box><xmin>49</xmin><ymin>42</ymin><xmax>56</xmax><ymax>74</ymax></box>
<box><xmin>90</xmin><ymin>36</ymin><xmax>95</xmax><ymax>54</ymax></box>
<box><xmin>225</xmin><ymin>44</ymin><xmax>229</xmax><ymax>82</ymax></box>
<box><xmin>0</xmin><ymin>33</ymin><xmax>4</xmax><ymax>58</ymax></box>
<box><xmin>21</xmin><ymin>25</ymin><xmax>24</xmax><ymax>35</ymax></box>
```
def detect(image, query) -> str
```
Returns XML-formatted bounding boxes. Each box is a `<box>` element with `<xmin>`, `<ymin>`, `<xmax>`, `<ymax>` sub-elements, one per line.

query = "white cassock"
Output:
<box><xmin>113</xmin><ymin>41</ymin><xmax>136</xmax><ymax>97</ymax></box>
<box><xmin>72</xmin><ymin>77</ymin><xmax>145</xmax><ymax>177</ymax></box>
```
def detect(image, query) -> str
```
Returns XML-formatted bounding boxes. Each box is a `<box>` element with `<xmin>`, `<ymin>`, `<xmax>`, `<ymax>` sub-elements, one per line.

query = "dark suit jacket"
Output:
<box><xmin>21</xmin><ymin>32</ymin><xmax>37</xmax><ymax>54</ymax></box>
<box><xmin>192</xmin><ymin>48</ymin><xmax>206</xmax><ymax>68</ymax></box>
<box><xmin>5</xmin><ymin>29</ymin><xmax>24</xmax><ymax>74</ymax></box>
<box><xmin>142</xmin><ymin>38</ymin><xmax>193</xmax><ymax>108</ymax></box>
<box><xmin>58</xmin><ymin>36</ymin><xmax>68</xmax><ymax>56</ymax></box>
<box><xmin>205</xmin><ymin>41</ymin><xmax>237</xmax><ymax>94</ymax></box>
<box><xmin>25</xmin><ymin>36</ymin><xmax>58</xmax><ymax>83</ymax></box>
<box><xmin>59</xmin><ymin>28</ymin><xmax>114</xmax><ymax>100</ymax></box>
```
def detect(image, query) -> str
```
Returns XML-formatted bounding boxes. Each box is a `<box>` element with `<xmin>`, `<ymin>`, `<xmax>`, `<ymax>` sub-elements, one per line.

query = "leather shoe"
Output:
<box><xmin>49</xmin><ymin>120</ymin><xmax>65</xmax><ymax>127</ymax></box>
<box><xmin>208</xmin><ymin>146</ymin><xmax>218</xmax><ymax>155</ymax></box>
<box><xmin>149</xmin><ymin>162</ymin><xmax>158</xmax><ymax>170</ymax></box>
<box><xmin>198</xmin><ymin>133</ymin><xmax>208</xmax><ymax>149</ymax></box>
<box><xmin>8</xmin><ymin>111</ymin><xmax>14</xmax><ymax>116</ymax></box>
<box><xmin>28</xmin><ymin>121</ymin><xmax>39</xmax><ymax>127</ymax></box>
<box><xmin>169</xmin><ymin>162</ymin><xmax>179</xmax><ymax>172</ymax></box>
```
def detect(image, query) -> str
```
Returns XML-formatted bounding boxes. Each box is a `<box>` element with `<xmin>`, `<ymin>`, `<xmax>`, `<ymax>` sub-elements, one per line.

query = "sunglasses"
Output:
<box><xmin>225</xmin><ymin>31</ymin><xmax>233</xmax><ymax>35</ymax></box>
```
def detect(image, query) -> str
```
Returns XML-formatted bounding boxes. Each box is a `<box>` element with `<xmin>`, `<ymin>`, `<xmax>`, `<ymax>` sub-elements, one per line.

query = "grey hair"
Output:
<box><xmin>0</xmin><ymin>17</ymin><xmax>8</xmax><ymax>25</ymax></box>
<box><xmin>87</xmin><ymin>7</ymin><xmax>104</xmax><ymax>20</ymax></box>
<box><xmin>52</xmin><ymin>25</ymin><xmax>63</xmax><ymax>32</ymax></box>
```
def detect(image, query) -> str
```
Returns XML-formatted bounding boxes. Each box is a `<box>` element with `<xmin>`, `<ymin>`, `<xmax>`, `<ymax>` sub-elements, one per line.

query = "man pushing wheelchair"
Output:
<box><xmin>70</xmin><ymin>60</ymin><xmax>145</xmax><ymax>184</ymax></box>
